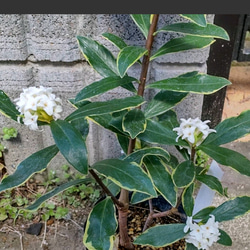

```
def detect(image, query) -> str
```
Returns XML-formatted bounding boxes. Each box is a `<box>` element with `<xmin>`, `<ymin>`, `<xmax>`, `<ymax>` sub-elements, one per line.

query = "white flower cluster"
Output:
<box><xmin>15</xmin><ymin>86</ymin><xmax>63</xmax><ymax>130</ymax></box>
<box><xmin>173</xmin><ymin>117</ymin><xmax>216</xmax><ymax>146</ymax></box>
<box><xmin>184</xmin><ymin>215</ymin><xmax>220</xmax><ymax>250</ymax></box>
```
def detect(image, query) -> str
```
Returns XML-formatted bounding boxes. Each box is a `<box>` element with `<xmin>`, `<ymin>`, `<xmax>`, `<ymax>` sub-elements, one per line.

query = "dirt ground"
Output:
<box><xmin>0</xmin><ymin>205</ymin><xmax>91</xmax><ymax>250</ymax></box>
<box><xmin>0</xmin><ymin>220</ymin><xmax>86</xmax><ymax>250</ymax></box>
<box><xmin>0</xmin><ymin>63</ymin><xmax>250</xmax><ymax>250</ymax></box>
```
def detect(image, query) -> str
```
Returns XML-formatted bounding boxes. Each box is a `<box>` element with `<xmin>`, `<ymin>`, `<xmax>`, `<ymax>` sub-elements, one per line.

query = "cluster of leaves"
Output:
<box><xmin>0</xmin><ymin>164</ymin><xmax>101</xmax><ymax>223</ymax></box>
<box><xmin>0</xmin><ymin>14</ymin><xmax>249</xmax><ymax>250</ymax></box>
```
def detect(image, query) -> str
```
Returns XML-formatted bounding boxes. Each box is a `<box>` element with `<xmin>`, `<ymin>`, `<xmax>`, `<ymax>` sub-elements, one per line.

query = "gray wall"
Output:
<box><xmin>0</xmin><ymin>14</ymin><xmax>213</xmax><ymax>175</ymax></box>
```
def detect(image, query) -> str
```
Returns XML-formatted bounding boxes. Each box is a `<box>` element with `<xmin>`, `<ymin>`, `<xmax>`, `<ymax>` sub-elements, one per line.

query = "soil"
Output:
<box><xmin>0</xmin><ymin>189</ymin><xmax>92</xmax><ymax>250</ymax></box>
<box><xmin>0</xmin><ymin>194</ymin><xmax>186</xmax><ymax>250</ymax></box>
<box><xmin>117</xmin><ymin>204</ymin><xmax>186</xmax><ymax>250</ymax></box>
<box><xmin>0</xmin><ymin>218</ymin><xmax>87</xmax><ymax>250</ymax></box>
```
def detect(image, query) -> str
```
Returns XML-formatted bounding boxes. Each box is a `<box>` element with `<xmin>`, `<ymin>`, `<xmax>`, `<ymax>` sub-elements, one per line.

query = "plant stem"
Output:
<box><xmin>143</xmin><ymin>206</ymin><xmax>182</xmax><ymax>231</ymax></box>
<box><xmin>118</xmin><ymin>14</ymin><xmax>159</xmax><ymax>249</ymax></box>
<box><xmin>89</xmin><ymin>169</ymin><xmax>124</xmax><ymax>207</ymax></box>
<box><xmin>137</xmin><ymin>14</ymin><xmax>159</xmax><ymax>98</ymax></box>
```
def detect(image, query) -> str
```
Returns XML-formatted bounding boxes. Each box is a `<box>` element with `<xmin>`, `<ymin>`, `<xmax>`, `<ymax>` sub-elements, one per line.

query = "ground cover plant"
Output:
<box><xmin>0</xmin><ymin>14</ymin><xmax>250</xmax><ymax>250</ymax></box>
<box><xmin>0</xmin><ymin>164</ymin><xmax>100</xmax><ymax>223</ymax></box>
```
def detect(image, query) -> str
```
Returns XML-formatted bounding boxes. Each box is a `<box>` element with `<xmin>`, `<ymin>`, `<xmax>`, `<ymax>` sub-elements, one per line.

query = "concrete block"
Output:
<box><xmin>0</xmin><ymin>15</ymin><xmax>28</xmax><ymax>61</ymax></box>
<box><xmin>0</xmin><ymin>64</ymin><xmax>34</xmax><ymax>92</ymax></box>
<box><xmin>23</xmin><ymin>14</ymin><xmax>81</xmax><ymax>62</ymax></box>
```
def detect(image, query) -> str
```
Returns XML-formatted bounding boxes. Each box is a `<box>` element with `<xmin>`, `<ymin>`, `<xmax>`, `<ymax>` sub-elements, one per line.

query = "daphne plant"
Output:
<box><xmin>0</xmin><ymin>14</ymin><xmax>250</xmax><ymax>250</ymax></box>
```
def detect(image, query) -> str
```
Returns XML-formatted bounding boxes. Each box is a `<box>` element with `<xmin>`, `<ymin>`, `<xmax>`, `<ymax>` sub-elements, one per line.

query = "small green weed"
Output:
<box><xmin>0</xmin><ymin>126</ymin><xmax>18</xmax><ymax>157</ymax></box>
<box><xmin>0</xmin><ymin>164</ymin><xmax>101</xmax><ymax>223</ymax></box>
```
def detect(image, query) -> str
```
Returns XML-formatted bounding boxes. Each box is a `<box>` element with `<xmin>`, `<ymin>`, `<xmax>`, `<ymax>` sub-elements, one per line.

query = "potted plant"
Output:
<box><xmin>0</xmin><ymin>14</ymin><xmax>249</xmax><ymax>250</ymax></box>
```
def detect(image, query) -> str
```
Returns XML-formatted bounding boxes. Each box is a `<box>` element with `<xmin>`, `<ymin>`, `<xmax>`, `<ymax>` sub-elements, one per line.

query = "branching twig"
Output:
<box><xmin>143</xmin><ymin>206</ymin><xmax>182</xmax><ymax>232</ymax></box>
<box><xmin>40</xmin><ymin>221</ymin><xmax>48</xmax><ymax>249</ymax></box>
<box><xmin>89</xmin><ymin>168</ymin><xmax>124</xmax><ymax>208</ymax></box>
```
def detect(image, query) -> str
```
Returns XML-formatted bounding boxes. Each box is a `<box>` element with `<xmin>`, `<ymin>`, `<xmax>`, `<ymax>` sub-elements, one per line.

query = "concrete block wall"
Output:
<box><xmin>0</xmin><ymin>14</ymin><xmax>214</xmax><ymax>176</ymax></box>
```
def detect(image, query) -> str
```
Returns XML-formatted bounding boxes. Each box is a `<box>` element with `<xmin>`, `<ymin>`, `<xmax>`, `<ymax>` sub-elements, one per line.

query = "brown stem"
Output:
<box><xmin>137</xmin><ymin>14</ymin><xmax>159</xmax><ymax>98</ymax></box>
<box><xmin>152</xmin><ymin>207</ymin><xmax>179</xmax><ymax>219</ymax></box>
<box><xmin>143</xmin><ymin>207</ymin><xmax>181</xmax><ymax>231</ymax></box>
<box><xmin>89</xmin><ymin>169</ymin><xmax>124</xmax><ymax>208</ymax></box>
<box><xmin>118</xmin><ymin>207</ymin><xmax>135</xmax><ymax>249</ymax></box>
<box><xmin>142</xmin><ymin>200</ymin><xmax>154</xmax><ymax>231</ymax></box>
<box><xmin>118</xmin><ymin>14</ymin><xmax>160</xmax><ymax>249</ymax></box>
<box><xmin>190</xmin><ymin>146</ymin><xmax>196</xmax><ymax>162</ymax></box>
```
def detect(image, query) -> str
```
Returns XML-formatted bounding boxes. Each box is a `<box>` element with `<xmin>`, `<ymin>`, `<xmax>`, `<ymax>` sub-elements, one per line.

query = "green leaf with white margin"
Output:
<box><xmin>50</xmin><ymin>120</ymin><xmax>88</xmax><ymax>175</ymax></box>
<box><xmin>131</xmin><ymin>192</ymin><xmax>153</xmax><ymax>204</ymax></box>
<box><xmin>202</xmin><ymin>110</ymin><xmax>250</xmax><ymax>146</ymax></box>
<box><xmin>88</xmin><ymin>113</ymin><xmax>123</xmax><ymax>135</ymax></box>
<box><xmin>193</xmin><ymin>206</ymin><xmax>216</xmax><ymax>220</ymax></box>
<box><xmin>77</xmin><ymin>35</ymin><xmax>119</xmax><ymax>77</ymax></box>
<box><xmin>117</xmin><ymin>134</ymin><xmax>130</xmax><ymax>154</ymax></box>
<box><xmin>144</xmin><ymin>90</ymin><xmax>188</xmax><ymax>119</ymax></box>
<box><xmin>217</xmin><ymin>229</ymin><xmax>232</xmax><ymax>246</ymax></box>
<box><xmin>210</xmin><ymin>196</ymin><xmax>250</xmax><ymax>222</ymax></box>
<box><xmin>182</xmin><ymin>183</ymin><xmax>194</xmax><ymax>216</ymax></box>
<box><xmin>0</xmin><ymin>145</ymin><xmax>59</xmax><ymax>192</ymax></box>
<box><xmin>83</xmin><ymin>197</ymin><xmax>117</xmax><ymax>250</ymax></box>
<box><xmin>146</xmin><ymin>73</ymin><xmax>231</xmax><ymax>94</ymax></box>
<box><xmin>150</xmin><ymin>35</ymin><xmax>214</xmax><ymax>60</ymax></box>
<box><xmin>0</xmin><ymin>90</ymin><xmax>20</xmax><ymax>122</ymax></box>
<box><xmin>198</xmin><ymin>145</ymin><xmax>250</xmax><ymax>176</ymax></box>
<box><xmin>75</xmin><ymin>76</ymin><xmax>137</xmax><ymax>102</ymax></box>
<box><xmin>143</xmin><ymin>155</ymin><xmax>177</xmax><ymax>207</ymax></box>
<box><xmin>124</xmin><ymin>147</ymin><xmax>170</xmax><ymax>165</ymax></box>
<box><xmin>180</xmin><ymin>14</ymin><xmax>207</xmax><ymax>27</ymax></box>
<box><xmin>92</xmin><ymin>159</ymin><xmax>157</xmax><ymax>197</ymax></box>
<box><xmin>185</xmin><ymin>243</ymin><xmax>198</xmax><ymax>250</ymax></box>
<box><xmin>117</xmin><ymin>46</ymin><xmax>147</xmax><ymax>77</ymax></box>
<box><xmin>161</xmin><ymin>152</ymin><xmax>179</xmax><ymax>170</ymax></box>
<box><xmin>196</xmin><ymin>174</ymin><xmax>224</xmax><ymax>195</ymax></box>
<box><xmin>138</xmin><ymin>119</ymin><xmax>189</xmax><ymax>147</ymax></box>
<box><xmin>130</xmin><ymin>14</ymin><xmax>151</xmax><ymax>38</ymax></box>
<box><xmin>68</xmin><ymin>98</ymin><xmax>91</xmax><ymax>109</ymax></box>
<box><xmin>25</xmin><ymin>178</ymin><xmax>92</xmax><ymax>211</ymax></box>
<box><xmin>102</xmin><ymin>32</ymin><xmax>128</xmax><ymax>50</ymax></box>
<box><xmin>106</xmin><ymin>180</ymin><xmax>121</xmax><ymax>197</ymax></box>
<box><xmin>156</xmin><ymin>22</ymin><xmax>229</xmax><ymax>40</ymax></box>
<box><xmin>108</xmin><ymin>110</ymin><xmax>129</xmax><ymax>135</ymax></box>
<box><xmin>172</xmin><ymin>160</ymin><xmax>195</xmax><ymax>188</ymax></box>
<box><xmin>134</xmin><ymin>223</ymin><xmax>186</xmax><ymax>247</ymax></box>
<box><xmin>65</xmin><ymin>96</ymin><xmax>145</xmax><ymax>123</ymax></box>
<box><xmin>122</xmin><ymin>109</ymin><xmax>147</xmax><ymax>139</ymax></box>
<box><xmin>157</xmin><ymin>109</ymin><xmax>179</xmax><ymax>128</ymax></box>
<box><xmin>70</xmin><ymin>115</ymin><xmax>89</xmax><ymax>140</ymax></box>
